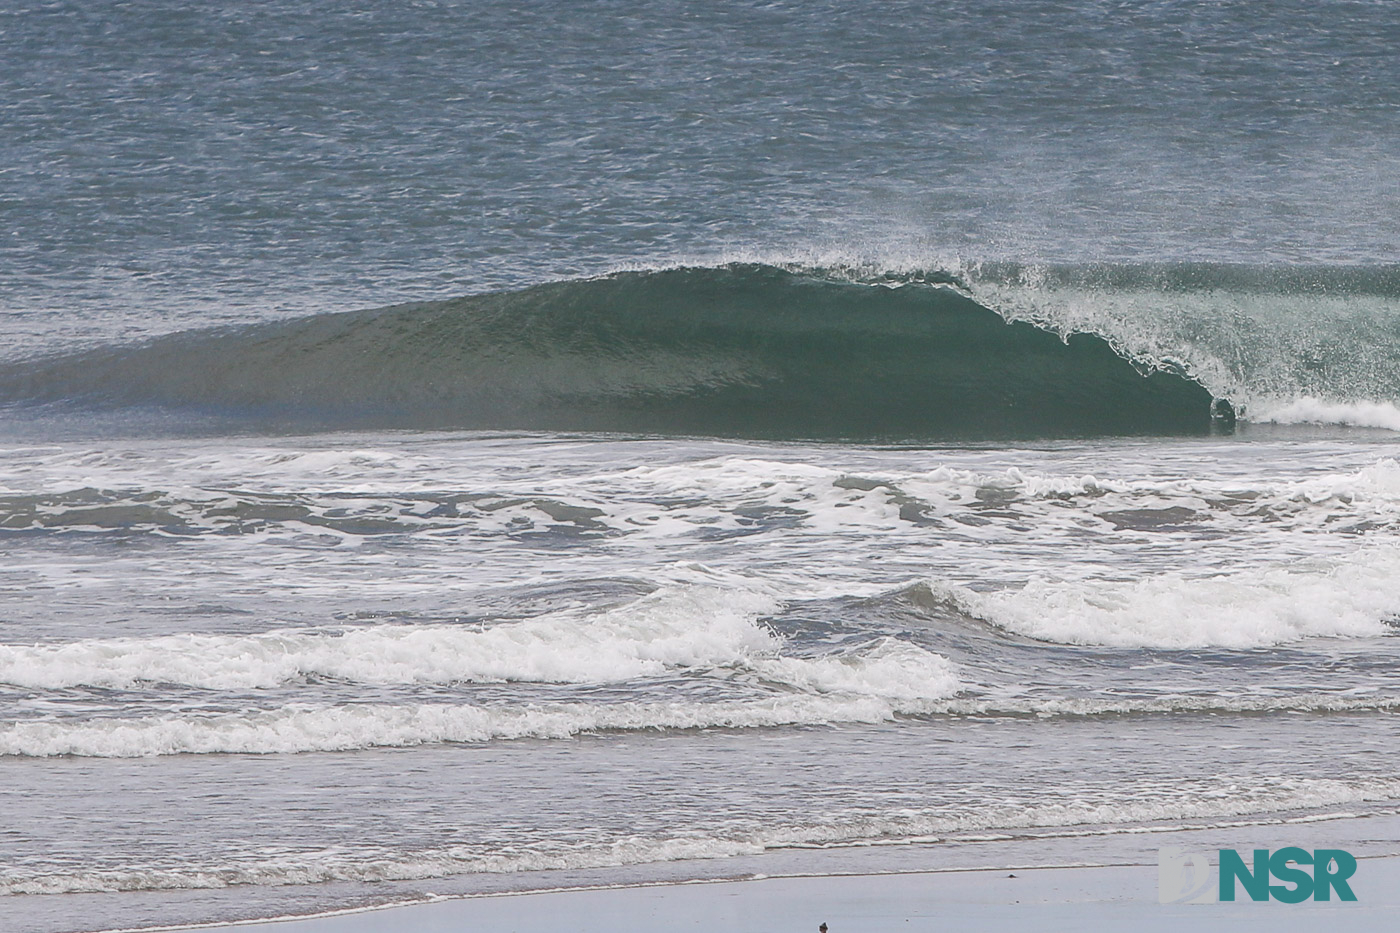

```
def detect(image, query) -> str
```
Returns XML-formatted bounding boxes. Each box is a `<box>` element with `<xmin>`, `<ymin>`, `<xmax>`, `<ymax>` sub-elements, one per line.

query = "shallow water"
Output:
<box><xmin>1</xmin><ymin>431</ymin><xmax>1397</xmax><ymax>930</ymax></box>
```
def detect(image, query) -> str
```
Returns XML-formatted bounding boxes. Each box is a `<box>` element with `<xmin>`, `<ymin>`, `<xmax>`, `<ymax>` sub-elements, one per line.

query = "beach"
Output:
<box><xmin>205</xmin><ymin>863</ymin><xmax>1400</xmax><ymax>933</ymax></box>
<box><xmin>9</xmin><ymin>801</ymin><xmax>1398</xmax><ymax>932</ymax></box>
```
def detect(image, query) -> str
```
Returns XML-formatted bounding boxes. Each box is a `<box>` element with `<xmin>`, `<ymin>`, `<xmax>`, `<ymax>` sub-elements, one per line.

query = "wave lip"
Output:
<box><xmin>0</xmin><ymin>265</ymin><xmax>1224</xmax><ymax>440</ymax></box>
<box><xmin>959</xmin><ymin>260</ymin><xmax>1400</xmax><ymax>419</ymax></box>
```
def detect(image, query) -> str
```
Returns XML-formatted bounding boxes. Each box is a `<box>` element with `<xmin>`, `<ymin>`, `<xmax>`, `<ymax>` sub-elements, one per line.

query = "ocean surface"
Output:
<box><xmin>3</xmin><ymin>1</ymin><xmax>1400</xmax><ymax>930</ymax></box>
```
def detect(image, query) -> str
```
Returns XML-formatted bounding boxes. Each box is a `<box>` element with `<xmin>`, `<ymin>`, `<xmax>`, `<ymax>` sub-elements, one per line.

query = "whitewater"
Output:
<box><xmin>3</xmin><ymin>1</ymin><xmax>1400</xmax><ymax>931</ymax></box>
<box><xmin>3</xmin><ymin>432</ymin><xmax>1399</xmax><ymax>931</ymax></box>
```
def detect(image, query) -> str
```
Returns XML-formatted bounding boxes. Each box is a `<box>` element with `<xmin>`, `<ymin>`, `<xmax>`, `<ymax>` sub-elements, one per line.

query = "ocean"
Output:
<box><xmin>2</xmin><ymin>1</ymin><xmax>1399</xmax><ymax>930</ymax></box>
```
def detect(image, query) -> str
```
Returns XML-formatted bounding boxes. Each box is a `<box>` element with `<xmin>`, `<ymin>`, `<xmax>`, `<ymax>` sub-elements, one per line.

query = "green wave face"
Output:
<box><xmin>1</xmin><ymin>265</ymin><xmax>1222</xmax><ymax>440</ymax></box>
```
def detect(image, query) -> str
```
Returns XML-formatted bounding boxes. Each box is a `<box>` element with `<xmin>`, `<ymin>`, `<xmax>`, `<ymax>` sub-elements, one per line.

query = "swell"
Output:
<box><xmin>0</xmin><ymin>264</ymin><xmax>1224</xmax><ymax>440</ymax></box>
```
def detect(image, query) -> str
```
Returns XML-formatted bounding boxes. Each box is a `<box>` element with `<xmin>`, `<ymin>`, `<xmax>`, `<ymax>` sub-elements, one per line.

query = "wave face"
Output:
<box><xmin>0</xmin><ymin>265</ymin><xmax>1222</xmax><ymax>439</ymax></box>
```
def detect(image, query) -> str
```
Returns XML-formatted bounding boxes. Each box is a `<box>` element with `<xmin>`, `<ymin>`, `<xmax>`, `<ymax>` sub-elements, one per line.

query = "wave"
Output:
<box><xmin>0</xmin><ymin>264</ymin><xmax>1228</xmax><ymax>440</ymax></box>
<box><xmin>0</xmin><ymin>691</ymin><xmax>957</xmax><ymax>759</ymax></box>
<box><xmin>956</xmin><ymin>260</ymin><xmax>1400</xmax><ymax>420</ymax></box>
<box><xmin>927</xmin><ymin>545</ymin><xmax>1400</xmax><ymax>649</ymax></box>
<box><xmin>8</xmin><ymin>686</ymin><xmax>1400</xmax><ymax>760</ymax></box>
<box><xmin>0</xmin><ymin>587</ymin><xmax>782</xmax><ymax>690</ymax></box>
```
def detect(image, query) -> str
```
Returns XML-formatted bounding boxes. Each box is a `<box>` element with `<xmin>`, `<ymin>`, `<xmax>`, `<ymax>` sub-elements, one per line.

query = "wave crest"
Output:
<box><xmin>931</xmin><ymin>546</ymin><xmax>1400</xmax><ymax>649</ymax></box>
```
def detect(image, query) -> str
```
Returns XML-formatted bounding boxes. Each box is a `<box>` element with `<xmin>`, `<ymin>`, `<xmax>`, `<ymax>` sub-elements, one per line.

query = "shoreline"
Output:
<box><xmin>11</xmin><ymin>780</ymin><xmax>1400</xmax><ymax>933</ymax></box>
<box><xmin>71</xmin><ymin>810</ymin><xmax>1400</xmax><ymax>933</ymax></box>
<box><xmin>153</xmin><ymin>855</ymin><xmax>1400</xmax><ymax>933</ymax></box>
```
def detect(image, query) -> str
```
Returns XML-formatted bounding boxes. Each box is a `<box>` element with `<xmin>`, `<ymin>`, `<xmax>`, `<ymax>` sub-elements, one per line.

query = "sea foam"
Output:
<box><xmin>0</xmin><ymin>687</ymin><xmax>961</xmax><ymax>759</ymax></box>
<box><xmin>0</xmin><ymin>586</ymin><xmax>783</xmax><ymax>690</ymax></box>
<box><xmin>938</xmin><ymin>546</ymin><xmax>1400</xmax><ymax>648</ymax></box>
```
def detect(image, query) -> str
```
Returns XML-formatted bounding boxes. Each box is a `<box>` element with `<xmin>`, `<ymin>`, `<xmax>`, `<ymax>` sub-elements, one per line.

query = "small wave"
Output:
<box><xmin>6</xmin><ymin>680</ymin><xmax>1394</xmax><ymax>760</ymax></box>
<box><xmin>0</xmin><ymin>585</ymin><xmax>960</xmax><ymax>702</ymax></box>
<box><xmin>0</xmin><ymin>586</ymin><xmax>779</xmax><ymax>690</ymax></box>
<box><xmin>930</xmin><ymin>546</ymin><xmax>1400</xmax><ymax>649</ymax></box>
<box><xmin>944</xmin><ymin>692</ymin><xmax>1400</xmax><ymax>718</ymax></box>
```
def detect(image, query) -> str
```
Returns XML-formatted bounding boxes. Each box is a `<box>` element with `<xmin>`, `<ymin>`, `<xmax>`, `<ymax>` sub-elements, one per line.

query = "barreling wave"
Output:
<box><xmin>0</xmin><ymin>264</ymin><xmax>1226</xmax><ymax>439</ymax></box>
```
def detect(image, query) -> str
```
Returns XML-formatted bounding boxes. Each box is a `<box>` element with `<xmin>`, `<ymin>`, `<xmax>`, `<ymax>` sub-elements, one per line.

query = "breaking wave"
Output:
<box><xmin>0</xmin><ymin>587</ymin><xmax>788</xmax><ymax>690</ymax></box>
<box><xmin>0</xmin><ymin>690</ymin><xmax>959</xmax><ymax>759</ymax></box>
<box><xmin>931</xmin><ymin>545</ymin><xmax>1400</xmax><ymax>649</ymax></box>
<box><xmin>0</xmin><ymin>264</ymin><xmax>1226</xmax><ymax>439</ymax></box>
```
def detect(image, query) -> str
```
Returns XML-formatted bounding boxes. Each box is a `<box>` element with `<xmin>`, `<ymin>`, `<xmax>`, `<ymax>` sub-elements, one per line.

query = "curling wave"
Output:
<box><xmin>0</xmin><ymin>265</ymin><xmax>1225</xmax><ymax>439</ymax></box>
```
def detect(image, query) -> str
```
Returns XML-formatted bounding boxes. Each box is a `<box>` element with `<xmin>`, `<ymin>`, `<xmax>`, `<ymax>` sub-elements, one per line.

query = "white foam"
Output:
<box><xmin>625</xmin><ymin>457</ymin><xmax>1400</xmax><ymax>538</ymax></box>
<box><xmin>936</xmin><ymin>546</ymin><xmax>1400</xmax><ymax>648</ymax></box>
<box><xmin>0</xmin><ymin>586</ymin><xmax>781</xmax><ymax>690</ymax></box>
<box><xmin>943</xmin><ymin>692</ymin><xmax>1400</xmax><ymax>717</ymax></box>
<box><xmin>1255</xmin><ymin>397</ymin><xmax>1400</xmax><ymax>431</ymax></box>
<box><xmin>752</xmin><ymin>637</ymin><xmax>960</xmax><ymax>702</ymax></box>
<box><xmin>6</xmin><ymin>445</ymin><xmax>1400</xmax><ymax>553</ymax></box>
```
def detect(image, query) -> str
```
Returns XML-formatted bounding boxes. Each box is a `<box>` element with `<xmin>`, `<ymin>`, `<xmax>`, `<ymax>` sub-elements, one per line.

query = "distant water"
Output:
<box><xmin>2</xmin><ymin>2</ymin><xmax>1399</xmax><ymax>931</ymax></box>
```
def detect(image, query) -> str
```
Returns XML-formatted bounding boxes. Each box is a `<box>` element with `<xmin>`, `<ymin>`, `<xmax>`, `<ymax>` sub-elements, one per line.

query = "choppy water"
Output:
<box><xmin>3</xmin><ymin>2</ymin><xmax>1400</xmax><ymax>931</ymax></box>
